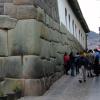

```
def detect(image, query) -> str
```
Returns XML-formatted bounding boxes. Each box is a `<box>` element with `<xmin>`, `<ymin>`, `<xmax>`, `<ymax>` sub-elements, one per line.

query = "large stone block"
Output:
<box><xmin>42</xmin><ymin>60</ymin><xmax>55</xmax><ymax>77</ymax></box>
<box><xmin>8</xmin><ymin>19</ymin><xmax>42</xmax><ymax>55</ymax></box>
<box><xmin>61</xmin><ymin>34</ymin><xmax>68</xmax><ymax>45</ymax></box>
<box><xmin>0</xmin><ymin>30</ymin><xmax>8</xmax><ymax>56</ymax></box>
<box><xmin>23</xmin><ymin>55</ymin><xmax>44</xmax><ymax>79</ymax></box>
<box><xmin>0</xmin><ymin>78</ymin><xmax>23</xmax><ymax>94</ymax></box>
<box><xmin>0</xmin><ymin>57</ymin><xmax>5</xmax><ymax>77</ymax></box>
<box><xmin>37</xmin><ymin>7</ymin><xmax>45</xmax><ymax>23</ymax></box>
<box><xmin>53</xmin><ymin>21</ymin><xmax>60</xmax><ymax>31</ymax></box>
<box><xmin>40</xmin><ymin>39</ymin><xmax>50</xmax><ymax>60</ymax></box>
<box><xmin>50</xmin><ymin>58</ymin><xmax>56</xmax><ymax>73</ymax></box>
<box><xmin>13</xmin><ymin>0</ymin><xmax>33</xmax><ymax>5</ymax></box>
<box><xmin>48</xmin><ymin>29</ymin><xmax>60</xmax><ymax>43</ymax></box>
<box><xmin>0</xmin><ymin>0</ymin><xmax>13</xmax><ymax>3</ymax></box>
<box><xmin>24</xmin><ymin>79</ymin><xmax>45</xmax><ymax>96</ymax></box>
<box><xmin>45</xmin><ymin>14</ymin><xmax>50</xmax><ymax>26</ymax></box>
<box><xmin>0</xmin><ymin>15</ymin><xmax>17</xmax><ymax>29</ymax></box>
<box><xmin>60</xmin><ymin>23</ymin><xmax>68</xmax><ymax>34</ymax></box>
<box><xmin>0</xmin><ymin>78</ymin><xmax>46</xmax><ymax>96</ymax></box>
<box><xmin>4</xmin><ymin>3</ymin><xmax>17</xmax><ymax>18</ymax></box>
<box><xmin>56</xmin><ymin>43</ymin><xmax>66</xmax><ymax>54</ymax></box>
<box><xmin>4</xmin><ymin>56</ymin><xmax>22</xmax><ymax>78</ymax></box>
<box><xmin>50</xmin><ymin>42</ymin><xmax>56</xmax><ymax>58</ymax></box>
<box><xmin>56</xmin><ymin>53</ymin><xmax>63</xmax><ymax>65</ymax></box>
<box><xmin>56</xmin><ymin>65</ymin><xmax>64</xmax><ymax>72</ymax></box>
<box><xmin>16</xmin><ymin>5</ymin><xmax>37</xmax><ymax>19</ymax></box>
<box><xmin>40</xmin><ymin>24</ymin><xmax>49</xmax><ymax>41</ymax></box>
<box><xmin>49</xmin><ymin>17</ymin><xmax>54</xmax><ymax>29</ymax></box>
<box><xmin>5</xmin><ymin>0</ymin><xmax>13</xmax><ymax>2</ymax></box>
<box><xmin>0</xmin><ymin>3</ymin><xmax>4</xmax><ymax>15</ymax></box>
<box><xmin>0</xmin><ymin>56</ymin><xmax>22</xmax><ymax>78</ymax></box>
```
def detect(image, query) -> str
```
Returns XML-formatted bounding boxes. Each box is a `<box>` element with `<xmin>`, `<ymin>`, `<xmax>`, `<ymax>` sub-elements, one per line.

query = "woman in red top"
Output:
<box><xmin>64</xmin><ymin>52</ymin><xmax>70</xmax><ymax>75</ymax></box>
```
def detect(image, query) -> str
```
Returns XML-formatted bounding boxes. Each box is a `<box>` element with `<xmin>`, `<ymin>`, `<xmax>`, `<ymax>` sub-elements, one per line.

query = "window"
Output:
<box><xmin>72</xmin><ymin>20</ymin><xmax>74</xmax><ymax>35</ymax></box>
<box><xmin>75</xmin><ymin>24</ymin><xmax>77</xmax><ymax>37</ymax></box>
<box><xmin>65</xmin><ymin>8</ymin><xmax>67</xmax><ymax>26</ymax></box>
<box><xmin>79</xmin><ymin>30</ymin><xmax>80</xmax><ymax>41</ymax></box>
<box><xmin>68</xmin><ymin>14</ymin><xmax>70</xmax><ymax>30</ymax></box>
<box><xmin>81</xmin><ymin>33</ymin><xmax>82</xmax><ymax>44</ymax></box>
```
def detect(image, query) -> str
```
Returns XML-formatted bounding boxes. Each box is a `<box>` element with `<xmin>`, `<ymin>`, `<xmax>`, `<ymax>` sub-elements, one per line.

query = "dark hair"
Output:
<box><xmin>77</xmin><ymin>52</ymin><xmax>79</xmax><ymax>55</ymax></box>
<box><xmin>64</xmin><ymin>52</ymin><xmax>67</xmax><ymax>56</ymax></box>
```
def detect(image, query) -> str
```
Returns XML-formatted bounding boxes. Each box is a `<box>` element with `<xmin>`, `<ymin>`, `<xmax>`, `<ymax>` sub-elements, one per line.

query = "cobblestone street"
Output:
<box><xmin>19</xmin><ymin>75</ymin><xmax>100</xmax><ymax>100</ymax></box>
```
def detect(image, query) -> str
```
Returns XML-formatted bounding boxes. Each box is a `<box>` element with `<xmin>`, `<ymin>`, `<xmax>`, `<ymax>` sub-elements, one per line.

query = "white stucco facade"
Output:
<box><xmin>57</xmin><ymin>0</ymin><xmax>86</xmax><ymax>49</ymax></box>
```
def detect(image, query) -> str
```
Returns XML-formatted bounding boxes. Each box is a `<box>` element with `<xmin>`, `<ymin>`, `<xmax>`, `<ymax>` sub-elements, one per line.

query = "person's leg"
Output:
<box><xmin>76</xmin><ymin>64</ymin><xmax>79</xmax><ymax>75</ymax></box>
<box><xmin>78</xmin><ymin>66</ymin><xmax>83</xmax><ymax>83</ymax></box>
<box><xmin>83</xmin><ymin>65</ymin><xmax>86</xmax><ymax>82</ymax></box>
<box><xmin>75</xmin><ymin>64</ymin><xmax>78</xmax><ymax>75</ymax></box>
<box><xmin>71</xmin><ymin>63</ymin><xmax>75</xmax><ymax>76</ymax></box>
<box><xmin>64</xmin><ymin>64</ymin><xmax>66</xmax><ymax>74</ymax></box>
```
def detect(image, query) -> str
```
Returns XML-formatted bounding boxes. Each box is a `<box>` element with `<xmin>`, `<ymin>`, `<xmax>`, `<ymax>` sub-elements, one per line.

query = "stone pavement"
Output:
<box><xmin>19</xmin><ymin>75</ymin><xmax>100</xmax><ymax>100</ymax></box>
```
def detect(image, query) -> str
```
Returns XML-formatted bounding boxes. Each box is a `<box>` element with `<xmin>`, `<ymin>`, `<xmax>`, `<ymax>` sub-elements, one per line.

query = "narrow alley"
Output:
<box><xmin>19</xmin><ymin>75</ymin><xmax>100</xmax><ymax>100</ymax></box>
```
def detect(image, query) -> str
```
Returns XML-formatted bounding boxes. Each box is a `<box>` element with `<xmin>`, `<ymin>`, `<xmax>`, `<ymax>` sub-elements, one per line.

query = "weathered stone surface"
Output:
<box><xmin>4</xmin><ymin>56</ymin><xmax>22</xmax><ymax>78</ymax></box>
<box><xmin>48</xmin><ymin>29</ymin><xmax>60</xmax><ymax>43</ymax></box>
<box><xmin>4</xmin><ymin>3</ymin><xmax>17</xmax><ymax>18</ymax></box>
<box><xmin>42</xmin><ymin>60</ymin><xmax>55</xmax><ymax>77</ymax></box>
<box><xmin>8</xmin><ymin>19</ymin><xmax>42</xmax><ymax>55</ymax></box>
<box><xmin>50</xmin><ymin>58</ymin><xmax>56</xmax><ymax>72</ymax></box>
<box><xmin>13</xmin><ymin>0</ymin><xmax>33</xmax><ymax>5</ymax></box>
<box><xmin>45</xmin><ymin>14</ymin><xmax>50</xmax><ymax>26</ymax></box>
<box><xmin>0</xmin><ymin>30</ymin><xmax>8</xmax><ymax>56</ymax></box>
<box><xmin>61</xmin><ymin>34</ymin><xmax>68</xmax><ymax>45</ymax></box>
<box><xmin>0</xmin><ymin>0</ymin><xmax>13</xmax><ymax>3</ymax></box>
<box><xmin>0</xmin><ymin>15</ymin><xmax>17</xmax><ymax>29</ymax></box>
<box><xmin>24</xmin><ymin>79</ymin><xmax>44</xmax><ymax>96</ymax></box>
<box><xmin>56</xmin><ymin>65</ymin><xmax>64</xmax><ymax>72</ymax></box>
<box><xmin>33</xmin><ymin>0</ymin><xmax>59</xmax><ymax>23</ymax></box>
<box><xmin>64</xmin><ymin>45</ymin><xmax>70</xmax><ymax>54</ymax></box>
<box><xmin>0</xmin><ymin>57</ymin><xmax>5</xmax><ymax>77</ymax></box>
<box><xmin>40</xmin><ymin>39</ymin><xmax>50</xmax><ymax>60</ymax></box>
<box><xmin>0</xmin><ymin>56</ymin><xmax>22</xmax><ymax>78</ymax></box>
<box><xmin>0</xmin><ymin>78</ymin><xmax>23</xmax><ymax>94</ymax></box>
<box><xmin>60</xmin><ymin>23</ymin><xmax>68</xmax><ymax>34</ymax></box>
<box><xmin>37</xmin><ymin>7</ymin><xmax>45</xmax><ymax>23</ymax></box>
<box><xmin>0</xmin><ymin>3</ymin><xmax>4</xmax><ymax>15</ymax></box>
<box><xmin>5</xmin><ymin>0</ymin><xmax>13</xmax><ymax>2</ymax></box>
<box><xmin>56</xmin><ymin>53</ymin><xmax>63</xmax><ymax>65</ymax></box>
<box><xmin>49</xmin><ymin>17</ymin><xmax>54</xmax><ymax>28</ymax></box>
<box><xmin>23</xmin><ymin>55</ymin><xmax>44</xmax><ymax>79</ymax></box>
<box><xmin>50</xmin><ymin>42</ymin><xmax>56</xmax><ymax>58</ymax></box>
<box><xmin>53</xmin><ymin>21</ymin><xmax>60</xmax><ymax>31</ymax></box>
<box><xmin>0</xmin><ymin>78</ymin><xmax>46</xmax><ymax>96</ymax></box>
<box><xmin>16</xmin><ymin>5</ymin><xmax>37</xmax><ymax>19</ymax></box>
<box><xmin>56</xmin><ymin>43</ymin><xmax>66</xmax><ymax>54</ymax></box>
<box><xmin>40</xmin><ymin>24</ymin><xmax>49</xmax><ymax>40</ymax></box>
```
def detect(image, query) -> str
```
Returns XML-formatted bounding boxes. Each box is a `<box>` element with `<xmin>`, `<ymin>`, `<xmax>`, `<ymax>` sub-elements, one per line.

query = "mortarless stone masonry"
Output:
<box><xmin>0</xmin><ymin>0</ymin><xmax>83</xmax><ymax>96</ymax></box>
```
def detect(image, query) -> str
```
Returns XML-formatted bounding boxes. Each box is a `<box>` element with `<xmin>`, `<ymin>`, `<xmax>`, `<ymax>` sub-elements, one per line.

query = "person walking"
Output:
<box><xmin>78</xmin><ymin>51</ymin><xmax>89</xmax><ymax>83</ymax></box>
<box><xmin>74</xmin><ymin>52</ymin><xmax>80</xmax><ymax>75</ymax></box>
<box><xmin>63</xmin><ymin>52</ymin><xmax>70</xmax><ymax>75</ymax></box>
<box><xmin>69</xmin><ymin>52</ymin><xmax>75</xmax><ymax>76</ymax></box>
<box><xmin>87</xmin><ymin>50</ymin><xmax>95</xmax><ymax>77</ymax></box>
<box><xmin>93</xmin><ymin>49</ymin><xmax>100</xmax><ymax>76</ymax></box>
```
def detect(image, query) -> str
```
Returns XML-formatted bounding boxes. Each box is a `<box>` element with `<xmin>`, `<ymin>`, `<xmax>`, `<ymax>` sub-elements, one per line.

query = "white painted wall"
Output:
<box><xmin>57</xmin><ymin>0</ymin><xmax>86</xmax><ymax>49</ymax></box>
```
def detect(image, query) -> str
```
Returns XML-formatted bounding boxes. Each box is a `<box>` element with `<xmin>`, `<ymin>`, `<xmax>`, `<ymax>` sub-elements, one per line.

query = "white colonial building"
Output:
<box><xmin>57</xmin><ymin>0</ymin><xmax>90</xmax><ymax>49</ymax></box>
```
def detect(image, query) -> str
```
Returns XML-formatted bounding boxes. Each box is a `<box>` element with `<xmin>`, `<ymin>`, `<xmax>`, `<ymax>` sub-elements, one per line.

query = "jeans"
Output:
<box><xmin>70</xmin><ymin>63</ymin><xmax>75</xmax><ymax>76</ymax></box>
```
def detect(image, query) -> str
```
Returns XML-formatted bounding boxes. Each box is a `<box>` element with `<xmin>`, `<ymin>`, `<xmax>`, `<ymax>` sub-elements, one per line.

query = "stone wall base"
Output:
<box><xmin>0</xmin><ymin>72</ymin><xmax>63</xmax><ymax>96</ymax></box>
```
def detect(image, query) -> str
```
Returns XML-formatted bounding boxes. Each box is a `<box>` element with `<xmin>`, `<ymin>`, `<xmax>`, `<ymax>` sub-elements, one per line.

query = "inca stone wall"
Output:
<box><xmin>0</xmin><ymin>0</ymin><xmax>83</xmax><ymax>96</ymax></box>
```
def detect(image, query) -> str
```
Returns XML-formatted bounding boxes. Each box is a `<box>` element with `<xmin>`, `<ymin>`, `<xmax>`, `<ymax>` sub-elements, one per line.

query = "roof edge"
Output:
<box><xmin>67</xmin><ymin>0</ymin><xmax>90</xmax><ymax>33</ymax></box>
